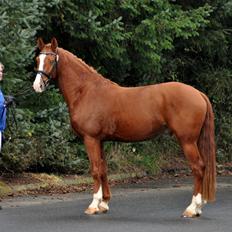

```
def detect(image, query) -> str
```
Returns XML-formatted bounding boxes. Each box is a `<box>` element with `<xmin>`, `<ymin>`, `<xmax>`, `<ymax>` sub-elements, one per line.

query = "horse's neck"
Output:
<box><xmin>56</xmin><ymin>48</ymin><xmax>103</xmax><ymax>107</ymax></box>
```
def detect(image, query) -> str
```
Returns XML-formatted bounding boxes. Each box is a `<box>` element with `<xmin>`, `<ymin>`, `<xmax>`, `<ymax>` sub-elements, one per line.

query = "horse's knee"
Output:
<box><xmin>91</xmin><ymin>164</ymin><xmax>107</xmax><ymax>179</ymax></box>
<box><xmin>91</xmin><ymin>166</ymin><xmax>101</xmax><ymax>179</ymax></box>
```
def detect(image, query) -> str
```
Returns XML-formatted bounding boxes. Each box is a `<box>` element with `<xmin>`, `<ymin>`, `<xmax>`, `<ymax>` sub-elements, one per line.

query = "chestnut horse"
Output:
<box><xmin>33</xmin><ymin>38</ymin><xmax>216</xmax><ymax>218</ymax></box>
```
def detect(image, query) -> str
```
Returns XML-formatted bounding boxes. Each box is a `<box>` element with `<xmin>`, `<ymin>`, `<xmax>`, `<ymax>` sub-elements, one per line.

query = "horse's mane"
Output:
<box><xmin>57</xmin><ymin>47</ymin><xmax>118</xmax><ymax>86</ymax></box>
<box><xmin>57</xmin><ymin>48</ymin><xmax>97</xmax><ymax>73</ymax></box>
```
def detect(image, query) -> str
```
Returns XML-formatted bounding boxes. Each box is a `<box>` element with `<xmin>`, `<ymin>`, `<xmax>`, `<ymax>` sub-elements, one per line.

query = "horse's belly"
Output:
<box><xmin>109</xmin><ymin>119</ymin><xmax>166</xmax><ymax>142</ymax></box>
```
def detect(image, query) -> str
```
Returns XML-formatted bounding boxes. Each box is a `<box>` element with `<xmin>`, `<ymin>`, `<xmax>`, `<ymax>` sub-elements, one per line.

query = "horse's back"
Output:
<box><xmin>110</xmin><ymin>81</ymin><xmax>207</xmax><ymax>141</ymax></box>
<box><xmin>114</xmin><ymin>81</ymin><xmax>206</xmax><ymax>118</ymax></box>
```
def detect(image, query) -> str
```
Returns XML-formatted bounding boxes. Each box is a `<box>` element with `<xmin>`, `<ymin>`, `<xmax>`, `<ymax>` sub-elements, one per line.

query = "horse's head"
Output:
<box><xmin>33</xmin><ymin>37</ymin><xmax>59</xmax><ymax>93</ymax></box>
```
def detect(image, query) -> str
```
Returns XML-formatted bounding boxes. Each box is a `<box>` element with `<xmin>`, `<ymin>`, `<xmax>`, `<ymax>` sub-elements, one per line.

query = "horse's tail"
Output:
<box><xmin>198</xmin><ymin>93</ymin><xmax>216</xmax><ymax>202</ymax></box>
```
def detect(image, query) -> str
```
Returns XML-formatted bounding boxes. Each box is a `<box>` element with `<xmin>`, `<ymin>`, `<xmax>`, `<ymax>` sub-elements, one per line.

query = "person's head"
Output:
<box><xmin>0</xmin><ymin>62</ymin><xmax>4</xmax><ymax>81</ymax></box>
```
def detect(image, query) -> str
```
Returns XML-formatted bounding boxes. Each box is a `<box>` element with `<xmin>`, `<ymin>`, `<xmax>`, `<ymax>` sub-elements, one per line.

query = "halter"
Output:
<box><xmin>36</xmin><ymin>51</ymin><xmax>58</xmax><ymax>86</ymax></box>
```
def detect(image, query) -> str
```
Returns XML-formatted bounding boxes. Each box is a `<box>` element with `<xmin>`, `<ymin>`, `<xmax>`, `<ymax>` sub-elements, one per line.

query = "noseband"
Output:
<box><xmin>36</xmin><ymin>51</ymin><xmax>58</xmax><ymax>86</ymax></box>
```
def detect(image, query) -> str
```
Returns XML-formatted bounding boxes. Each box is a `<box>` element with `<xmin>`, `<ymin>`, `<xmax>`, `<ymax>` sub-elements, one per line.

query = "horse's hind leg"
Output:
<box><xmin>84</xmin><ymin>136</ymin><xmax>110</xmax><ymax>215</ymax></box>
<box><xmin>181</xmin><ymin>142</ymin><xmax>205</xmax><ymax>218</ymax></box>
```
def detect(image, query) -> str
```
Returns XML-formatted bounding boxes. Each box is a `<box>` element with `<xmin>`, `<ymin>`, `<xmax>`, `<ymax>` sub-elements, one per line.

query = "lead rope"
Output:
<box><xmin>4</xmin><ymin>95</ymin><xmax>18</xmax><ymax>138</ymax></box>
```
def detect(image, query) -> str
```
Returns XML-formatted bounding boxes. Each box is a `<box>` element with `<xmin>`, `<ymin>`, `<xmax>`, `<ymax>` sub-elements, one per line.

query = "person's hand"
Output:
<box><xmin>4</xmin><ymin>95</ymin><xmax>14</xmax><ymax>107</ymax></box>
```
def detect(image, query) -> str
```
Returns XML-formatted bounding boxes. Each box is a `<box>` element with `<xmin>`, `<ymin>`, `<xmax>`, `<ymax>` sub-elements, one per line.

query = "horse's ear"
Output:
<box><xmin>51</xmin><ymin>37</ymin><xmax>58</xmax><ymax>52</ymax></box>
<box><xmin>37</xmin><ymin>37</ymin><xmax>45</xmax><ymax>50</ymax></box>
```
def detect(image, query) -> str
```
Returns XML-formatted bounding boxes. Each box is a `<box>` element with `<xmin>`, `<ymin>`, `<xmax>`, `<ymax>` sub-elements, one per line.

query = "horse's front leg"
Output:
<box><xmin>84</xmin><ymin>136</ymin><xmax>111</xmax><ymax>215</ymax></box>
<box><xmin>98</xmin><ymin>148</ymin><xmax>111</xmax><ymax>213</ymax></box>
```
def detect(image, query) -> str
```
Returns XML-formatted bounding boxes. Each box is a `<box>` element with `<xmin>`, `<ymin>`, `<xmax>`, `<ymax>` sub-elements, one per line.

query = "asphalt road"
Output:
<box><xmin>0</xmin><ymin>177</ymin><xmax>232</xmax><ymax>232</ymax></box>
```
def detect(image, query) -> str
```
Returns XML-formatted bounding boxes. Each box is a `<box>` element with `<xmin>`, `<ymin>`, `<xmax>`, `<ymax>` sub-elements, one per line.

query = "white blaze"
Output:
<box><xmin>33</xmin><ymin>54</ymin><xmax>46</xmax><ymax>92</ymax></box>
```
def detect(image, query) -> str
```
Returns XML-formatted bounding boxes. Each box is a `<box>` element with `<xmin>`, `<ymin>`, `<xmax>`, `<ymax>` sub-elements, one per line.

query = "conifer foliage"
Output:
<box><xmin>0</xmin><ymin>0</ymin><xmax>231</xmax><ymax>172</ymax></box>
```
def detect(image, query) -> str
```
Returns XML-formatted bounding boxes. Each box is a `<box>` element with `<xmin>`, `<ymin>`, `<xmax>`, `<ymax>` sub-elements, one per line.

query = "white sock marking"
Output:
<box><xmin>99</xmin><ymin>201</ymin><xmax>109</xmax><ymax>211</ymax></box>
<box><xmin>186</xmin><ymin>193</ymin><xmax>204</xmax><ymax>215</ymax></box>
<box><xmin>88</xmin><ymin>185</ymin><xmax>102</xmax><ymax>209</ymax></box>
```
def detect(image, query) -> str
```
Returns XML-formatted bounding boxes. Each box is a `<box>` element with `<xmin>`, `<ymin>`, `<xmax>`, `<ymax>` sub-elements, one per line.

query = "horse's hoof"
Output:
<box><xmin>85</xmin><ymin>207</ymin><xmax>99</xmax><ymax>215</ymax></box>
<box><xmin>182</xmin><ymin>210</ymin><xmax>199</xmax><ymax>218</ymax></box>
<box><xmin>98</xmin><ymin>205</ymin><xmax>109</xmax><ymax>213</ymax></box>
<box><xmin>98</xmin><ymin>201</ymin><xmax>109</xmax><ymax>213</ymax></box>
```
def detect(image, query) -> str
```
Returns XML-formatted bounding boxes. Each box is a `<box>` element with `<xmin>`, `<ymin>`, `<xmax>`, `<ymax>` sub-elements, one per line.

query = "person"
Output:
<box><xmin>0</xmin><ymin>62</ymin><xmax>6</xmax><ymax>210</ymax></box>
<box><xmin>0</xmin><ymin>62</ymin><xmax>7</xmax><ymax>153</ymax></box>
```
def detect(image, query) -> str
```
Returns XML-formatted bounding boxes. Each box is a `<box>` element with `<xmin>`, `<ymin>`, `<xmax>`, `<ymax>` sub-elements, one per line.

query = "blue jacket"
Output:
<box><xmin>0</xmin><ymin>89</ymin><xmax>6</xmax><ymax>131</ymax></box>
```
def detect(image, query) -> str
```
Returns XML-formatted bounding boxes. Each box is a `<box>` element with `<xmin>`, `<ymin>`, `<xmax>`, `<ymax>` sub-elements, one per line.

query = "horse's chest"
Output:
<box><xmin>69</xmin><ymin>110</ymin><xmax>108</xmax><ymax>138</ymax></box>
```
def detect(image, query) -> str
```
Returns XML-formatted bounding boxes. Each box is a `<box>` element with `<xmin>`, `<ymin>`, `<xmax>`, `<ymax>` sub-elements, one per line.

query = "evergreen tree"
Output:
<box><xmin>0</xmin><ymin>0</ymin><xmax>231</xmax><ymax>172</ymax></box>
<box><xmin>0</xmin><ymin>0</ymin><xmax>49</xmax><ymax>92</ymax></box>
